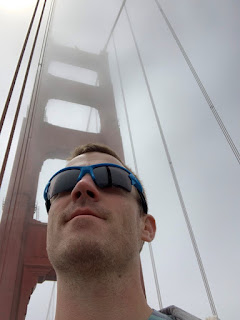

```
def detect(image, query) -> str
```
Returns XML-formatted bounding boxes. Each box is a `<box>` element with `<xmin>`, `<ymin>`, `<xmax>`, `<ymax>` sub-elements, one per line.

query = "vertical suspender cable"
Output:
<box><xmin>0</xmin><ymin>0</ymin><xmax>41</xmax><ymax>134</ymax></box>
<box><xmin>124</xmin><ymin>5</ymin><xmax>218</xmax><ymax>317</ymax></box>
<box><xmin>103</xmin><ymin>0</ymin><xmax>163</xmax><ymax>307</ymax></box>
<box><xmin>94</xmin><ymin>0</ymin><xmax>126</xmax><ymax>85</ymax></box>
<box><xmin>95</xmin><ymin>109</ymin><xmax>98</xmax><ymax>133</ymax></box>
<box><xmin>0</xmin><ymin>0</ymin><xmax>56</xmax><ymax>280</ymax></box>
<box><xmin>112</xmin><ymin>34</ymin><xmax>163</xmax><ymax>310</ymax></box>
<box><xmin>103</xmin><ymin>0</ymin><xmax>127</xmax><ymax>51</ymax></box>
<box><xmin>86</xmin><ymin>107</ymin><xmax>93</xmax><ymax>132</ymax></box>
<box><xmin>38</xmin><ymin>0</ymin><xmax>55</xmax><ymax>64</ymax></box>
<box><xmin>148</xmin><ymin>242</ymin><xmax>163</xmax><ymax>310</ymax></box>
<box><xmin>0</xmin><ymin>0</ymin><xmax>48</xmax><ymax>188</ymax></box>
<box><xmin>112</xmin><ymin>35</ymin><xmax>138</xmax><ymax>174</ymax></box>
<box><xmin>45</xmin><ymin>282</ymin><xmax>56</xmax><ymax>320</ymax></box>
<box><xmin>154</xmin><ymin>0</ymin><xmax>240</xmax><ymax>165</ymax></box>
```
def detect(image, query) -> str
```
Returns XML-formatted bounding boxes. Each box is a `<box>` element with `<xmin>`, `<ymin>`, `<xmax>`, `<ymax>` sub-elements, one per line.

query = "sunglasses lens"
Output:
<box><xmin>48</xmin><ymin>169</ymin><xmax>80</xmax><ymax>199</ymax></box>
<box><xmin>92</xmin><ymin>166</ymin><xmax>111</xmax><ymax>188</ymax></box>
<box><xmin>93</xmin><ymin>166</ymin><xmax>131</xmax><ymax>191</ymax></box>
<box><xmin>110</xmin><ymin>167</ymin><xmax>132</xmax><ymax>191</ymax></box>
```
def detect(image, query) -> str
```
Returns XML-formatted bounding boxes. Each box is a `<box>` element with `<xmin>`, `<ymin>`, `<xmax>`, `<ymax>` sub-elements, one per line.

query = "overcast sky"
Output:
<box><xmin>0</xmin><ymin>1</ymin><xmax>239</xmax><ymax>319</ymax></box>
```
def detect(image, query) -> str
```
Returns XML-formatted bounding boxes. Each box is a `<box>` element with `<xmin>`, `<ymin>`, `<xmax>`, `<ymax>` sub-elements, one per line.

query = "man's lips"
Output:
<box><xmin>68</xmin><ymin>208</ymin><xmax>103</xmax><ymax>222</ymax></box>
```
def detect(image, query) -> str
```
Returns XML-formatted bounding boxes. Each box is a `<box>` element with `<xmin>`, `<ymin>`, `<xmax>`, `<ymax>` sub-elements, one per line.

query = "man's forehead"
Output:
<box><xmin>66</xmin><ymin>152</ymin><xmax>123</xmax><ymax>167</ymax></box>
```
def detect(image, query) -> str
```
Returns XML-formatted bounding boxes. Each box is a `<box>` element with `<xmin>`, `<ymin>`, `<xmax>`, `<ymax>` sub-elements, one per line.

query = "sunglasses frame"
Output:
<box><xmin>44</xmin><ymin>163</ymin><xmax>148</xmax><ymax>213</ymax></box>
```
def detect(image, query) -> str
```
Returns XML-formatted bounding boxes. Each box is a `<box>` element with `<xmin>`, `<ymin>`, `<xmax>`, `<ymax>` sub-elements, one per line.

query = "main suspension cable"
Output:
<box><xmin>0</xmin><ymin>0</ymin><xmax>41</xmax><ymax>134</ymax></box>
<box><xmin>112</xmin><ymin>34</ymin><xmax>163</xmax><ymax>310</ymax></box>
<box><xmin>125</xmin><ymin>5</ymin><xmax>218</xmax><ymax>317</ymax></box>
<box><xmin>154</xmin><ymin>0</ymin><xmax>240</xmax><ymax>165</ymax></box>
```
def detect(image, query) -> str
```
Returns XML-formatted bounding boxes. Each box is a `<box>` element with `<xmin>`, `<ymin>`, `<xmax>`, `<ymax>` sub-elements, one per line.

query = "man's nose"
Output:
<box><xmin>71</xmin><ymin>173</ymin><xmax>100</xmax><ymax>202</ymax></box>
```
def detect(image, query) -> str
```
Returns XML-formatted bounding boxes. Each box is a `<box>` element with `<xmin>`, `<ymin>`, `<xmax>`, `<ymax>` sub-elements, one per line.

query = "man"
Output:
<box><xmin>44</xmin><ymin>143</ymin><xmax>201</xmax><ymax>320</ymax></box>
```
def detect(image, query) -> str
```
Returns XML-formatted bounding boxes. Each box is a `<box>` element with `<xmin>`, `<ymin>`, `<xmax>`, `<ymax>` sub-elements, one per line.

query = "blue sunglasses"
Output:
<box><xmin>44</xmin><ymin>163</ymin><xmax>148</xmax><ymax>213</ymax></box>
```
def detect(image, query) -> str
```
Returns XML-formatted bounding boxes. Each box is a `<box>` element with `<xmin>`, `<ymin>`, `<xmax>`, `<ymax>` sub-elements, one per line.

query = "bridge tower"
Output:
<box><xmin>0</xmin><ymin>39</ymin><xmax>124</xmax><ymax>319</ymax></box>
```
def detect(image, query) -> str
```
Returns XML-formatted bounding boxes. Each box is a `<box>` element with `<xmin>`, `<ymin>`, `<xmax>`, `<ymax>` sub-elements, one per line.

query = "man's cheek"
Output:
<box><xmin>47</xmin><ymin>219</ymin><xmax>56</xmax><ymax>246</ymax></box>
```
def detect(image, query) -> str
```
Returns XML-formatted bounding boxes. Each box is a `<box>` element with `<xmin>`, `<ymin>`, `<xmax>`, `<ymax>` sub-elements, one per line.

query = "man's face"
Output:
<box><xmin>47</xmin><ymin>152</ymin><xmax>151</xmax><ymax>276</ymax></box>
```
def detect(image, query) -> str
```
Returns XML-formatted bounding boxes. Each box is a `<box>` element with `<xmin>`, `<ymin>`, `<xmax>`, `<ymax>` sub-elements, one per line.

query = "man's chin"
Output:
<box><xmin>50</xmin><ymin>240</ymin><xmax>112</xmax><ymax>276</ymax></box>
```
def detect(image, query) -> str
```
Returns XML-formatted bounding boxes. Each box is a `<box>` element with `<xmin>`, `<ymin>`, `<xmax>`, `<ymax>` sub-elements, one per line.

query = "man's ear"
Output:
<box><xmin>141</xmin><ymin>214</ymin><xmax>156</xmax><ymax>242</ymax></box>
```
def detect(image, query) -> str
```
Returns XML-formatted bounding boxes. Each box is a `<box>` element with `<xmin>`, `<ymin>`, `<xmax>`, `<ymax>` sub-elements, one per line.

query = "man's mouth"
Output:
<box><xmin>68</xmin><ymin>208</ymin><xmax>103</xmax><ymax>221</ymax></box>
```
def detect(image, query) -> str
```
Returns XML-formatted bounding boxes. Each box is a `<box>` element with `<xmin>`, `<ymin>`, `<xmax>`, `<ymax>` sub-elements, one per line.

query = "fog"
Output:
<box><xmin>0</xmin><ymin>1</ymin><xmax>239</xmax><ymax>319</ymax></box>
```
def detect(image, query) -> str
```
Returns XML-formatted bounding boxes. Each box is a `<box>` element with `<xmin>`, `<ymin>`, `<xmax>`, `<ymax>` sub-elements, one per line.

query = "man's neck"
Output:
<box><xmin>54</xmin><ymin>264</ymin><xmax>152</xmax><ymax>320</ymax></box>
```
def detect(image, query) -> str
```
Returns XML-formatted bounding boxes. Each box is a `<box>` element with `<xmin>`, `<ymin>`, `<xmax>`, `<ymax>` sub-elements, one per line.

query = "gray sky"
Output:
<box><xmin>0</xmin><ymin>0</ymin><xmax>239</xmax><ymax>319</ymax></box>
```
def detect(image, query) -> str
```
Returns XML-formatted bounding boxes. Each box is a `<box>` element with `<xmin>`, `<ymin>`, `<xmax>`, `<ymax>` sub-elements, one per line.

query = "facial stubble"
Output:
<box><xmin>47</xmin><ymin>207</ymin><xmax>141</xmax><ymax>280</ymax></box>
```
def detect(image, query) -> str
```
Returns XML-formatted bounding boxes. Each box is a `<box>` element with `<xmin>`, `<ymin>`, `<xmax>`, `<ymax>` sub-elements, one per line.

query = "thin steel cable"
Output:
<box><xmin>154</xmin><ymin>0</ymin><xmax>240</xmax><ymax>165</ymax></box>
<box><xmin>95</xmin><ymin>0</ymin><xmax>126</xmax><ymax>86</ymax></box>
<box><xmin>124</xmin><ymin>5</ymin><xmax>218</xmax><ymax>317</ymax></box>
<box><xmin>149</xmin><ymin>242</ymin><xmax>163</xmax><ymax>309</ymax></box>
<box><xmin>0</xmin><ymin>0</ymin><xmax>56</xmax><ymax>279</ymax></box>
<box><xmin>38</xmin><ymin>0</ymin><xmax>56</xmax><ymax>63</ymax></box>
<box><xmin>0</xmin><ymin>0</ymin><xmax>47</xmax><ymax>188</ymax></box>
<box><xmin>86</xmin><ymin>106</ymin><xmax>93</xmax><ymax>132</ymax></box>
<box><xmin>112</xmin><ymin>34</ymin><xmax>163</xmax><ymax>310</ymax></box>
<box><xmin>112</xmin><ymin>35</ymin><xmax>138</xmax><ymax>174</ymax></box>
<box><xmin>46</xmin><ymin>282</ymin><xmax>56</xmax><ymax>320</ymax></box>
<box><xmin>103</xmin><ymin>0</ymin><xmax>127</xmax><ymax>51</ymax></box>
<box><xmin>95</xmin><ymin>109</ymin><xmax>97</xmax><ymax>132</ymax></box>
<box><xmin>0</xmin><ymin>0</ymin><xmax>41</xmax><ymax>134</ymax></box>
<box><xmin>0</xmin><ymin>0</ymin><xmax>55</xmax><ymax>189</ymax></box>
